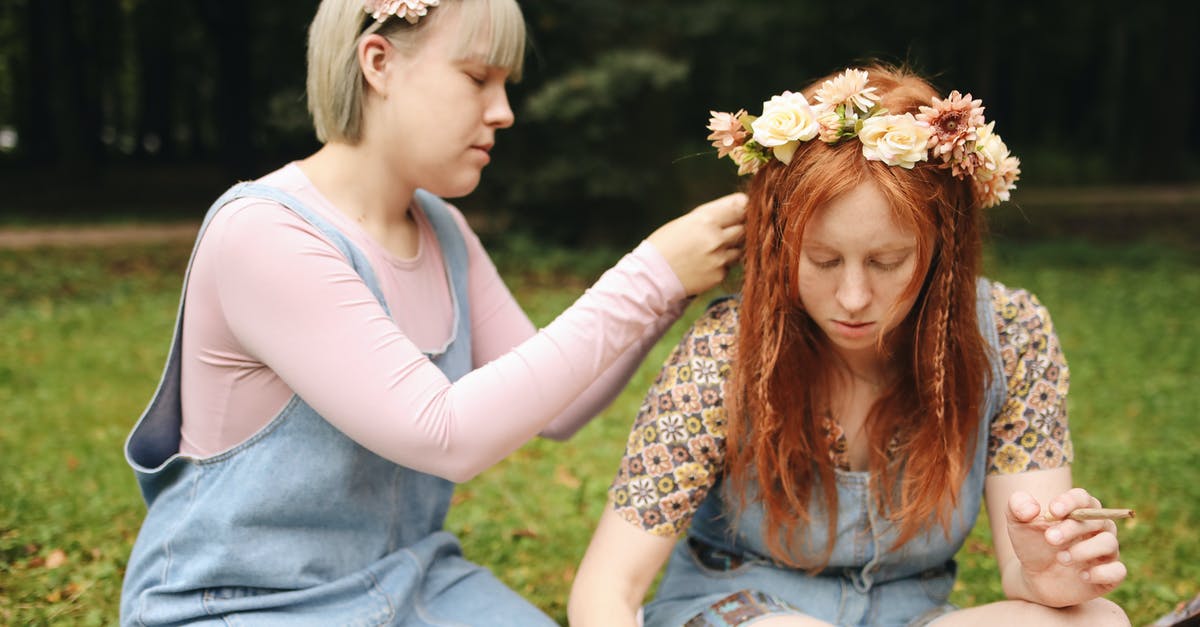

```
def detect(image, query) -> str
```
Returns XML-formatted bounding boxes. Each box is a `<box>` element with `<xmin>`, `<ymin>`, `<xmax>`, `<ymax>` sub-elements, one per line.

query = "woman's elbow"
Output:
<box><xmin>538</xmin><ymin>422</ymin><xmax>580</xmax><ymax>442</ymax></box>
<box><xmin>425</xmin><ymin>454</ymin><xmax>489</xmax><ymax>484</ymax></box>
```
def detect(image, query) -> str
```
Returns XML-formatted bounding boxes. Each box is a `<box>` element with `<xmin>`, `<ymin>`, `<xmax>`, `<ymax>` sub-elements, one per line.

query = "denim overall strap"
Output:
<box><xmin>124</xmin><ymin>184</ymin><xmax>470</xmax><ymax>484</ymax></box>
<box><xmin>647</xmin><ymin>277</ymin><xmax>1009</xmax><ymax>627</ymax></box>
<box><xmin>121</xmin><ymin>184</ymin><xmax>555</xmax><ymax>626</ymax></box>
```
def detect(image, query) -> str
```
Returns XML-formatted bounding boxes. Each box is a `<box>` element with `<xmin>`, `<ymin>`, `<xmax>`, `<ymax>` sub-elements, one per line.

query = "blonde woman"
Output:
<box><xmin>119</xmin><ymin>1</ymin><xmax>744</xmax><ymax>624</ymax></box>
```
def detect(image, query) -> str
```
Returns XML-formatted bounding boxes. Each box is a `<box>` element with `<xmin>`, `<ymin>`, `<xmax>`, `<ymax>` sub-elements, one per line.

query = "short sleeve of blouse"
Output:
<box><xmin>987</xmin><ymin>282</ymin><xmax>1074</xmax><ymax>475</ymax></box>
<box><xmin>607</xmin><ymin>299</ymin><xmax>739</xmax><ymax>537</ymax></box>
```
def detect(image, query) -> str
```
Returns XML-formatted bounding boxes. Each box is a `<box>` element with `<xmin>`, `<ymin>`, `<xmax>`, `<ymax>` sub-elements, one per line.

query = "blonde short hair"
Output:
<box><xmin>306</xmin><ymin>0</ymin><xmax>526</xmax><ymax>144</ymax></box>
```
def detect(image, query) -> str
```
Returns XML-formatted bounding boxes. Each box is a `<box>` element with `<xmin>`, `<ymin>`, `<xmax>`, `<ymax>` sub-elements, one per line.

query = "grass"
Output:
<box><xmin>1</xmin><ymin>232</ymin><xmax>1197</xmax><ymax>626</ymax></box>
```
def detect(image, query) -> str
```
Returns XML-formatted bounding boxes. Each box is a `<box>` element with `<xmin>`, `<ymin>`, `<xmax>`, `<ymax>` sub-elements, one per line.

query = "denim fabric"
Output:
<box><xmin>121</xmin><ymin>183</ymin><xmax>556</xmax><ymax>626</ymax></box>
<box><xmin>645</xmin><ymin>279</ymin><xmax>1008</xmax><ymax>627</ymax></box>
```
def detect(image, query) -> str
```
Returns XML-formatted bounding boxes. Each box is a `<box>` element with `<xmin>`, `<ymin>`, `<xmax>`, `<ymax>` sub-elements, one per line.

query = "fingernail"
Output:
<box><xmin>1057</xmin><ymin>551</ymin><xmax>1072</xmax><ymax>565</ymax></box>
<box><xmin>1080</xmin><ymin>571</ymin><xmax>1090</xmax><ymax>581</ymax></box>
<box><xmin>1046</xmin><ymin>529</ymin><xmax>1063</xmax><ymax>544</ymax></box>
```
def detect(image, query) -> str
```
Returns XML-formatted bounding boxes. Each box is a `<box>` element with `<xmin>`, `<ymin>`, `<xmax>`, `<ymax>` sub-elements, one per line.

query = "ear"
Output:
<box><xmin>358</xmin><ymin>33</ymin><xmax>392</xmax><ymax>97</ymax></box>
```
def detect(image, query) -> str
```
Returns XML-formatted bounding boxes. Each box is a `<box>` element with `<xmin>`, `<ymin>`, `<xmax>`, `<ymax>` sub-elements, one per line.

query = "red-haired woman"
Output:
<box><xmin>569</xmin><ymin>66</ymin><xmax>1130</xmax><ymax>627</ymax></box>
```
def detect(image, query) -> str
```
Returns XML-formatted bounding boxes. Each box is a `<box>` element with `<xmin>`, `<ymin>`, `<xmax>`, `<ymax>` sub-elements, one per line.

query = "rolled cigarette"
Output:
<box><xmin>1043</xmin><ymin>508</ymin><xmax>1135</xmax><ymax>522</ymax></box>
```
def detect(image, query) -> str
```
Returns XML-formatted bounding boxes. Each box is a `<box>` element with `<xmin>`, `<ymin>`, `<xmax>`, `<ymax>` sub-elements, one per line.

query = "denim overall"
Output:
<box><xmin>121</xmin><ymin>183</ymin><xmax>557</xmax><ymax>626</ymax></box>
<box><xmin>645</xmin><ymin>279</ymin><xmax>1008</xmax><ymax>627</ymax></box>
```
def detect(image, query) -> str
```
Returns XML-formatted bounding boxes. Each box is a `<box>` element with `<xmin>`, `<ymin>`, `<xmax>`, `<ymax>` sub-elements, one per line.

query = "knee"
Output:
<box><xmin>1064</xmin><ymin>598</ymin><xmax>1130</xmax><ymax>627</ymax></box>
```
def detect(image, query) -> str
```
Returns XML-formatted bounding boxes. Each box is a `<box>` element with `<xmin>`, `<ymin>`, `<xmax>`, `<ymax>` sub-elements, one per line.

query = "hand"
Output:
<box><xmin>647</xmin><ymin>192</ymin><xmax>746</xmax><ymax>296</ymax></box>
<box><xmin>1005</xmin><ymin>488</ymin><xmax>1127</xmax><ymax>607</ymax></box>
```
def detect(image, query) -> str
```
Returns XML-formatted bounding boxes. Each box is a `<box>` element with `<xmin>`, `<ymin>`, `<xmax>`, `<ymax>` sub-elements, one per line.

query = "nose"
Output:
<box><xmin>486</xmin><ymin>84</ymin><xmax>515</xmax><ymax>129</ymax></box>
<box><xmin>835</xmin><ymin>266</ymin><xmax>871</xmax><ymax>314</ymax></box>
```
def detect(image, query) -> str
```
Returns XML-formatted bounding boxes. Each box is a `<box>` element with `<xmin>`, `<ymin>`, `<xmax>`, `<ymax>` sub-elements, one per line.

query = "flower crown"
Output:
<box><xmin>364</xmin><ymin>0</ymin><xmax>440</xmax><ymax>25</ymax></box>
<box><xmin>706</xmin><ymin>69</ymin><xmax>1020</xmax><ymax>208</ymax></box>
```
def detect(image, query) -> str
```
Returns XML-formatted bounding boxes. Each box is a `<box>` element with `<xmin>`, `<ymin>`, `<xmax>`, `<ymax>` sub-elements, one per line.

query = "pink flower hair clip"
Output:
<box><xmin>364</xmin><ymin>0</ymin><xmax>440</xmax><ymax>25</ymax></box>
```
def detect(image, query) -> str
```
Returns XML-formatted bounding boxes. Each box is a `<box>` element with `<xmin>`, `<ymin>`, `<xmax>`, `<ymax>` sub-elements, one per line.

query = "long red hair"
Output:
<box><xmin>725</xmin><ymin>65</ymin><xmax>991</xmax><ymax>568</ymax></box>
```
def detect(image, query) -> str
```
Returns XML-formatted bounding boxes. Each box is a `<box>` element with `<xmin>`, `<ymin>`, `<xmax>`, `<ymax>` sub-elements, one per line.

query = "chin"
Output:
<box><xmin>428</xmin><ymin>176</ymin><xmax>482</xmax><ymax>199</ymax></box>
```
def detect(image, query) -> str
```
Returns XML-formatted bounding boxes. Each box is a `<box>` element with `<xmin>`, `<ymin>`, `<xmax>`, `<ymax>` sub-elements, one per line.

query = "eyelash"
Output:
<box><xmin>810</xmin><ymin>258</ymin><xmax>903</xmax><ymax>271</ymax></box>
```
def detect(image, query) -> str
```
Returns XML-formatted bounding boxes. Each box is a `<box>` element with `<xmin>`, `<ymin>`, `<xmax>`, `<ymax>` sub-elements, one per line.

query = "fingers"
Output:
<box><xmin>694</xmin><ymin>192</ymin><xmax>747</xmax><ymax>228</ymax></box>
<box><xmin>1007</xmin><ymin>491</ymin><xmax>1043</xmax><ymax>524</ymax></box>
<box><xmin>722</xmin><ymin>223</ymin><xmax>746</xmax><ymax>248</ymax></box>
<box><xmin>1080</xmin><ymin>559</ymin><xmax>1127</xmax><ymax>586</ymax></box>
<box><xmin>1055</xmin><ymin>529</ymin><xmax>1120</xmax><ymax>567</ymax></box>
<box><xmin>1046</xmin><ymin>487</ymin><xmax>1101</xmax><ymax>520</ymax></box>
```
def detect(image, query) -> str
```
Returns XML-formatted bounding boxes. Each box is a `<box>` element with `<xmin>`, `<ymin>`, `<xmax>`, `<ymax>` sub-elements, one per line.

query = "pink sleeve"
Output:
<box><xmin>215</xmin><ymin>206</ymin><xmax>686</xmax><ymax>483</ymax></box>
<box><xmin>454</xmin><ymin>211</ymin><xmax>687</xmax><ymax>441</ymax></box>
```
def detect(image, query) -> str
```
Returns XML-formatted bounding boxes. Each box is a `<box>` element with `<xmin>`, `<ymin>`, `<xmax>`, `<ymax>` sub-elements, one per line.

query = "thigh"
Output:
<box><xmin>927</xmin><ymin>598</ymin><xmax>1129</xmax><ymax>627</ymax></box>
<box><xmin>752</xmin><ymin>619</ymin><xmax>836</xmax><ymax>627</ymax></box>
<box><xmin>416</xmin><ymin>562</ymin><xmax>558</xmax><ymax>627</ymax></box>
<box><xmin>681</xmin><ymin>590</ymin><xmax>834</xmax><ymax>627</ymax></box>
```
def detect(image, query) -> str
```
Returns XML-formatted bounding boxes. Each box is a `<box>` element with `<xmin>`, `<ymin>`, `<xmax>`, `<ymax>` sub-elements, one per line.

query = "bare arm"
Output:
<box><xmin>569</xmin><ymin>507</ymin><xmax>677</xmax><ymax>627</ymax></box>
<box><xmin>985</xmin><ymin>466</ymin><xmax>1127</xmax><ymax>607</ymax></box>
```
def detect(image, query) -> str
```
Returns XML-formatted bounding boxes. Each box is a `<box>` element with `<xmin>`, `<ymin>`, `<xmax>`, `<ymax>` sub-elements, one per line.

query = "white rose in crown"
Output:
<box><xmin>751</xmin><ymin>91</ymin><xmax>820</xmax><ymax>164</ymax></box>
<box><xmin>858</xmin><ymin>113</ymin><xmax>932</xmax><ymax>169</ymax></box>
<box><xmin>972</xmin><ymin>121</ymin><xmax>1010</xmax><ymax>180</ymax></box>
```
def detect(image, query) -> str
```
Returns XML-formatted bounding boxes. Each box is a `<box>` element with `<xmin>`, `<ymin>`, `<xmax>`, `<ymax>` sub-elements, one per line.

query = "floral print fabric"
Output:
<box><xmin>609</xmin><ymin>281</ymin><xmax>1073</xmax><ymax>537</ymax></box>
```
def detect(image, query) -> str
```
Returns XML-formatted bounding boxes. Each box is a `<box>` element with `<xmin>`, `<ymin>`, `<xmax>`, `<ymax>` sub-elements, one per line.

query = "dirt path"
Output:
<box><xmin>0</xmin><ymin>222</ymin><xmax>201</xmax><ymax>249</ymax></box>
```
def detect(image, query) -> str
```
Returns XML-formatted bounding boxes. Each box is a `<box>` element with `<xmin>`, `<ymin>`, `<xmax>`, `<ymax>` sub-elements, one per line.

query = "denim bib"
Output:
<box><xmin>121</xmin><ymin>183</ymin><xmax>556</xmax><ymax>626</ymax></box>
<box><xmin>646</xmin><ymin>278</ymin><xmax>1008</xmax><ymax>627</ymax></box>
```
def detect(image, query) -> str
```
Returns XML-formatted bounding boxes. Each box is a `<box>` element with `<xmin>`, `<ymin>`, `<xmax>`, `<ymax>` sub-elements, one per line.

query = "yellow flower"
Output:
<box><xmin>673</xmin><ymin>463</ymin><xmax>711</xmax><ymax>490</ymax></box>
<box><xmin>995</xmin><ymin>444</ymin><xmax>1031</xmax><ymax>474</ymax></box>
<box><xmin>702</xmin><ymin>407</ymin><xmax>728</xmax><ymax>436</ymax></box>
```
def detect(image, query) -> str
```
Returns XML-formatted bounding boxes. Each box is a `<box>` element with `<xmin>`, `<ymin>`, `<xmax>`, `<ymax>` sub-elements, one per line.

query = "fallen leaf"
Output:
<box><xmin>554</xmin><ymin>465</ymin><xmax>581</xmax><ymax>489</ymax></box>
<box><xmin>45</xmin><ymin>549</ymin><xmax>67</xmax><ymax>569</ymax></box>
<box><xmin>511</xmin><ymin>528</ymin><xmax>539</xmax><ymax>539</ymax></box>
<box><xmin>66</xmin><ymin>455</ymin><xmax>80</xmax><ymax>471</ymax></box>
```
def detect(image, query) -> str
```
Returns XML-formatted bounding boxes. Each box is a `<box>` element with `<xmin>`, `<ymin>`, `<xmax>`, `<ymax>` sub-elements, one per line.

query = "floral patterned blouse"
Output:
<box><xmin>609</xmin><ymin>281</ymin><xmax>1073</xmax><ymax>537</ymax></box>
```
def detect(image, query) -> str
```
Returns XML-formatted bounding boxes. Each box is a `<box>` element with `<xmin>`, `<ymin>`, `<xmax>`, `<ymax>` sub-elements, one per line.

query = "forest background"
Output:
<box><xmin>2</xmin><ymin>0</ymin><xmax>1198</xmax><ymax>237</ymax></box>
<box><xmin>1</xmin><ymin>1</ymin><xmax>1198</xmax><ymax>625</ymax></box>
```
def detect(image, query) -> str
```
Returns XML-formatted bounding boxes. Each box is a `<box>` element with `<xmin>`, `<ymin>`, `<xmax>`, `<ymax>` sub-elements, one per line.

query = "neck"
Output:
<box><xmin>298</xmin><ymin>142</ymin><xmax>422</xmax><ymax>258</ymax></box>
<box><xmin>299</xmin><ymin>142</ymin><xmax>416</xmax><ymax>229</ymax></box>
<box><xmin>830</xmin><ymin>346</ymin><xmax>891</xmax><ymax>389</ymax></box>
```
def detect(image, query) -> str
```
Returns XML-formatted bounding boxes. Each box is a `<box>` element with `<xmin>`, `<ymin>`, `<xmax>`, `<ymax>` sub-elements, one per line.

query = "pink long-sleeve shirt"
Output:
<box><xmin>178</xmin><ymin>163</ymin><xmax>687</xmax><ymax>482</ymax></box>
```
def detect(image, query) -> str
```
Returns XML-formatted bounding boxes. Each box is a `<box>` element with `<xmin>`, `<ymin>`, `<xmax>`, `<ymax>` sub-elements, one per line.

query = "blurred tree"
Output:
<box><xmin>0</xmin><ymin>0</ymin><xmax>1194</xmax><ymax>234</ymax></box>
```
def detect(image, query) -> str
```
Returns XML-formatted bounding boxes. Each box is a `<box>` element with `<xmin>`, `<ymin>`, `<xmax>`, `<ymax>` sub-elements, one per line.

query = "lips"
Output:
<box><xmin>469</xmin><ymin>144</ymin><xmax>492</xmax><ymax>164</ymax></box>
<box><xmin>832</xmin><ymin>320</ymin><xmax>876</xmax><ymax>339</ymax></box>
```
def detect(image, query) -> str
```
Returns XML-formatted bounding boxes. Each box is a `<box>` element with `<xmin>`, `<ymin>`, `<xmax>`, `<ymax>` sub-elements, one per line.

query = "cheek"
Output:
<box><xmin>882</xmin><ymin>268</ymin><xmax>923</xmax><ymax>323</ymax></box>
<box><xmin>794</xmin><ymin>266</ymin><xmax>829</xmax><ymax>312</ymax></box>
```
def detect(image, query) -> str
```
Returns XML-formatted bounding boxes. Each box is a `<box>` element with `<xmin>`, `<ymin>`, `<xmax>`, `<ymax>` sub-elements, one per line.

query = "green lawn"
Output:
<box><xmin>1</xmin><ymin>234</ymin><xmax>1196</xmax><ymax>625</ymax></box>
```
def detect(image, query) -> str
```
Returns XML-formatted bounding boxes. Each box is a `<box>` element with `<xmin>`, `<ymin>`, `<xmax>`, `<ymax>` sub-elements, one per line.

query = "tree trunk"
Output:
<box><xmin>199</xmin><ymin>0</ymin><xmax>256</xmax><ymax>178</ymax></box>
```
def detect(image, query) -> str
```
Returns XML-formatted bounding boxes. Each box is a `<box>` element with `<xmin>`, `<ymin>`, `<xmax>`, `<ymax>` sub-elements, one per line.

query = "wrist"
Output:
<box><xmin>635</xmin><ymin>239</ymin><xmax>688</xmax><ymax>302</ymax></box>
<box><xmin>1001</xmin><ymin>559</ymin><xmax>1038</xmax><ymax>604</ymax></box>
<box><xmin>1001</xmin><ymin>559</ymin><xmax>1077</xmax><ymax>609</ymax></box>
